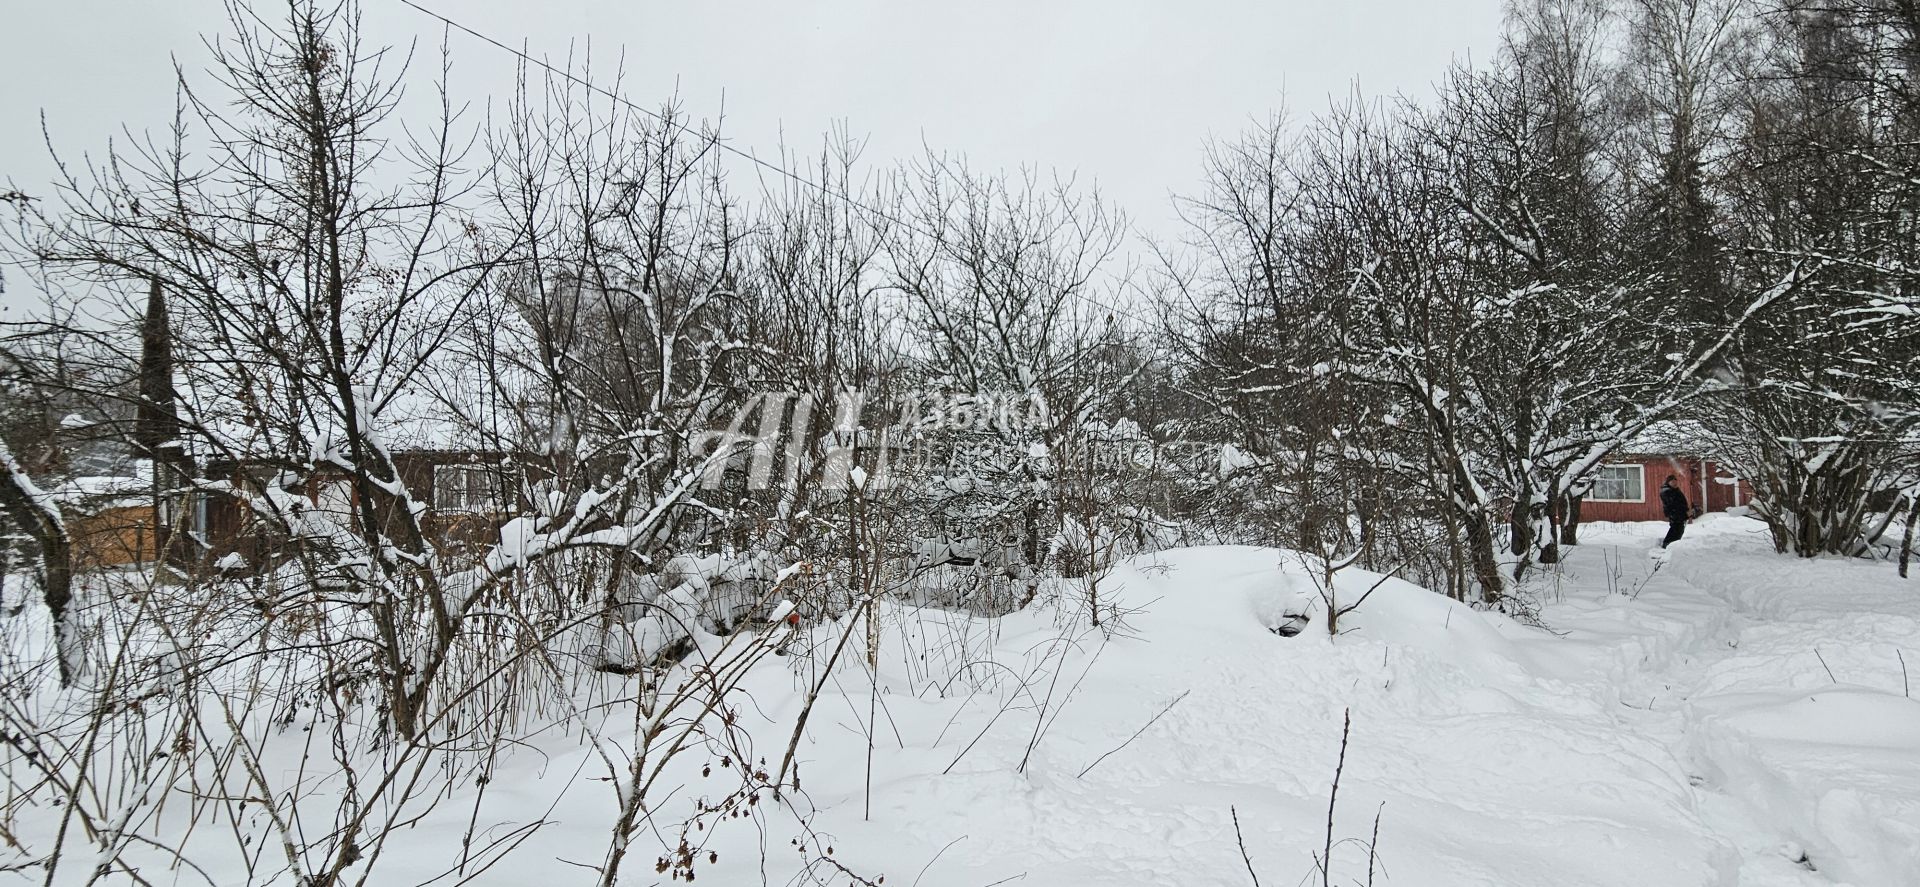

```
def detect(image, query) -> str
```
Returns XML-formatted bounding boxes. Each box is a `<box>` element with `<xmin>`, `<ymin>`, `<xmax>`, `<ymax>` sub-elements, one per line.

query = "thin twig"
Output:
<box><xmin>1814</xmin><ymin>647</ymin><xmax>1838</xmax><ymax>684</ymax></box>
<box><xmin>911</xmin><ymin>835</ymin><xmax>967</xmax><ymax>887</ymax></box>
<box><xmin>1366</xmin><ymin>802</ymin><xmax>1384</xmax><ymax>887</ymax></box>
<box><xmin>1323</xmin><ymin>708</ymin><xmax>1352</xmax><ymax>887</ymax></box>
<box><xmin>1075</xmin><ymin>690</ymin><xmax>1191</xmax><ymax>778</ymax></box>
<box><xmin>1230</xmin><ymin>806</ymin><xmax>1262</xmax><ymax>887</ymax></box>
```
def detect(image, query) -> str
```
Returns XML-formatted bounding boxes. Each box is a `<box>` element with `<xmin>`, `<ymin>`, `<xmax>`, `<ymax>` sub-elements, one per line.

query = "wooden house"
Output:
<box><xmin>1579</xmin><ymin>423</ymin><xmax>1753</xmax><ymax>523</ymax></box>
<box><xmin>57</xmin><ymin>471</ymin><xmax>165</xmax><ymax>569</ymax></box>
<box><xmin>60</xmin><ymin>445</ymin><xmax>535</xmax><ymax>574</ymax></box>
<box><xmin>171</xmin><ymin>449</ymin><xmax>531</xmax><ymax>572</ymax></box>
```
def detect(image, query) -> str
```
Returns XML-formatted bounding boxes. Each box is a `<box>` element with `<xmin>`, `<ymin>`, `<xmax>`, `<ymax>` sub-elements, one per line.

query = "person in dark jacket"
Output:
<box><xmin>1659</xmin><ymin>475</ymin><xmax>1690</xmax><ymax>548</ymax></box>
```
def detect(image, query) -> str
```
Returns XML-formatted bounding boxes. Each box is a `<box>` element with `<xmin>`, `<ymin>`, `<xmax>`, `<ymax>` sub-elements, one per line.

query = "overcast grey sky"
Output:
<box><xmin>2</xmin><ymin>0</ymin><xmax>1505</xmax><ymax>314</ymax></box>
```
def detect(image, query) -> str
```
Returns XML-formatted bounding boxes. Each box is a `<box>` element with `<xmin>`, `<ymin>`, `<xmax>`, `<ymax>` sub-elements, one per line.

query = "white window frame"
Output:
<box><xmin>1589</xmin><ymin>463</ymin><xmax>1645</xmax><ymax>503</ymax></box>
<box><xmin>434</xmin><ymin>464</ymin><xmax>509</xmax><ymax>514</ymax></box>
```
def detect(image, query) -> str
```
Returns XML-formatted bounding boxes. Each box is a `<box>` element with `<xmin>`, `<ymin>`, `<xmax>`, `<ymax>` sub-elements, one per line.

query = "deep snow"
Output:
<box><xmin>705</xmin><ymin>516</ymin><xmax>1920</xmax><ymax>886</ymax></box>
<box><xmin>8</xmin><ymin>514</ymin><xmax>1919</xmax><ymax>886</ymax></box>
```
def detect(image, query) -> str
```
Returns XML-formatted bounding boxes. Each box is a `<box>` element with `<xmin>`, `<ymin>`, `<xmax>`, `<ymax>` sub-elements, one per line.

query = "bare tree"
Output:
<box><xmin>1708</xmin><ymin>0</ymin><xmax>1920</xmax><ymax>556</ymax></box>
<box><xmin>885</xmin><ymin>152</ymin><xmax>1137</xmax><ymax>570</ymax></box>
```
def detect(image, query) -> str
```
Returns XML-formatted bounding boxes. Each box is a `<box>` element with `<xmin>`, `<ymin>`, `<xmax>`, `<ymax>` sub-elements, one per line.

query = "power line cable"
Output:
<box><xmin>393</xmin><ymin>0</ymin><xmax>1157</xmax><ymax>329</ymax></box>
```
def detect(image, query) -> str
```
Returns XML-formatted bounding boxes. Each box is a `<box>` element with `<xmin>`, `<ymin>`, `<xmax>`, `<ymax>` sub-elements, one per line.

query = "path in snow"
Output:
<box><xmin>1522</xmin><ymin>516</ymin><xmax>1920</xmax><ymax>887</ymax></box>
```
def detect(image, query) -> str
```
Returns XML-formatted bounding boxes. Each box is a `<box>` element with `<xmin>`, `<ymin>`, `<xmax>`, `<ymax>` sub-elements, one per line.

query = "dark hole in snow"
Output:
<box><xmin>1271</xmin><ymin>613</ymin><xmax>1310</xmax><ymax>638</ymax></box>
<box><xmin>1777</xmin><ymin>844</ymin><xmax>1817</xmax><ymax>872</ymax></box>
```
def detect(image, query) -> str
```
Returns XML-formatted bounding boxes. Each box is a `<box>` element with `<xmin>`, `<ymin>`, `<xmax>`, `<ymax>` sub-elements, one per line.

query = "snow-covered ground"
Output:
<box><xmin>711</xmin><ymin>514</ymin><xmax>1917</xmax><ymax>887</ymax></box>
<box><xmin>9</xmin><ymin>514</ymin><xmax>1918</xmax><ymax>885</ymax></box>
<box><xmin>711</xmin><ymin>515</ymin><xmax>1917</xmax><ymax>887</ymax></box>
<box><xmin>1537</xmin><ymin>518</ymin><xmax>1920</xmax><ymax>887</ymax></box>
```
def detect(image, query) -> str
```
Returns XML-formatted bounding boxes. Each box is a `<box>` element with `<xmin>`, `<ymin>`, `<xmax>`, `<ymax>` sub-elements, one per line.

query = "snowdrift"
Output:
<box><xmin>10</xmin><ymin>522</ymin><xmax>1919</xmax><ymax>887</ymax></box>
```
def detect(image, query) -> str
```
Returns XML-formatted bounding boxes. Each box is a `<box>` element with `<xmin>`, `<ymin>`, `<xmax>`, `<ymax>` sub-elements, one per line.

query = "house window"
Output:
<box><xmin>434</xmin><ymin>464</ymin><xmax>509</xmax><ymax>513</ymax></box>
<box><xmin>1589</xmin><ymin>464</ymin><xmax>1644</xmax><ymax>502</ymax></box>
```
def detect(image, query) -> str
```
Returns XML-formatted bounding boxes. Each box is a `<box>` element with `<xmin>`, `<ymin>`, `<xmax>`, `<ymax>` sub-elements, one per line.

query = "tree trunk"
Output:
<box><xmin>1462</xmin><ymin>509</ymin><xmax>1505</xmax><ymax>605</ymax></box>
<box><xmin>1900</xmin><ymin>488</ymin><xmax>1918</xmax><ymax>580</ymax></box>
<box><xmin>0</xmin><ymin>443</ymin><xmax>79</xmax><ymax>685</ymax></box>
<box><xmin>1023</xmin><ymin>500</ymin><xmax>1041</xmax><ymax>568</ymax></box>
<box><xmin>1559</xmin><ymin>492</ymin><xmax>1583</xmax><ymax>547</ymax></box>
<box><xmin>1509</xmin><ymin>491</ymin><xmax>1533</xmax><ymax>557</ymax></box>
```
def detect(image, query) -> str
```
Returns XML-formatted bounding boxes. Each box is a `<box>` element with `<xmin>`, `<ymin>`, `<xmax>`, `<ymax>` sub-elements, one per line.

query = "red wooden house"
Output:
<box><xmin>1579</xmin><ymin>423</ymin><xmax>1753</xmax><ymax>522</ymax></box>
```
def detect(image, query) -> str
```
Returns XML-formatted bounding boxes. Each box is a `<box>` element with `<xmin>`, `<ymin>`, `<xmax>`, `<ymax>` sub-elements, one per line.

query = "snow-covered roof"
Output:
<box><xmin>52</xmin><ymin>460</ymin><xmax>153</xmax><ymax>510</ymax></box>
<box><xmin>1620</xmin><ymin>420</ymin><xmax>1724</xmax><ymax>458</ymax></box>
